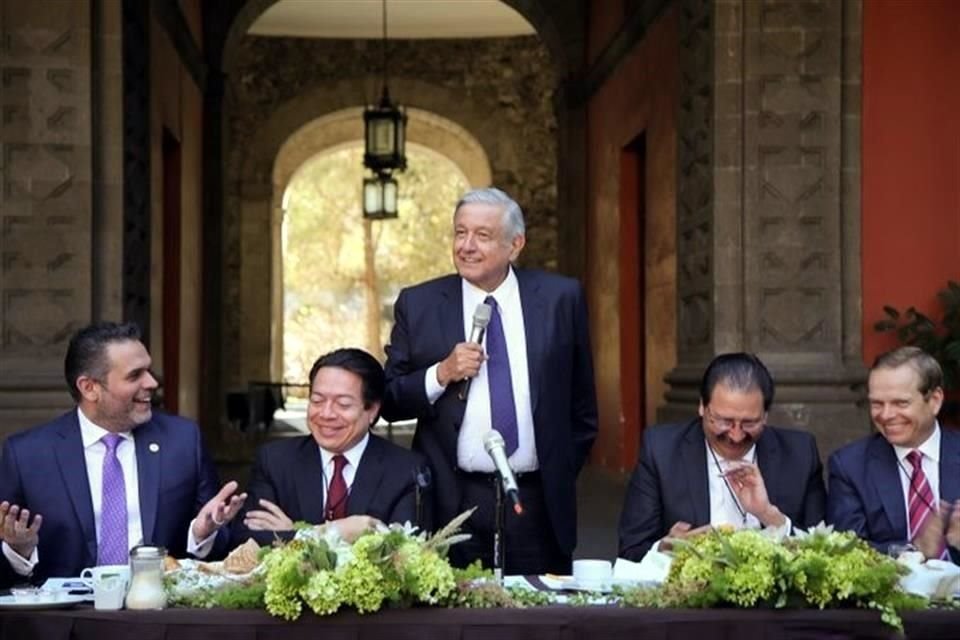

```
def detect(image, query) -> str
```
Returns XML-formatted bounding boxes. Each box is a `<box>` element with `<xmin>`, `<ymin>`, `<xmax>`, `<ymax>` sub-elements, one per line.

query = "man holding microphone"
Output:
<box><xmin>382</xmin><ymin>187</ymin><xmax>598</xmax><ymax>575</ymax></box>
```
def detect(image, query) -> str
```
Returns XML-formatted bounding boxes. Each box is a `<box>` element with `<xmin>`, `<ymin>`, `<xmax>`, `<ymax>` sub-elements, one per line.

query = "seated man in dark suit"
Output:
<box><xmin>827</xmin><ymin>347</ymin><xmax>960</xmax><ymax>561</ymax></box>
<box><xmin>0</xmin><ymin>322</ymin><xmax>245</xmax><ymax>587</ymax></box>
<box><xmin>232</xmin><ymin>348</ymin><xmax>430</xmax><ymax>546</ymax></box>
<box><xmin>618</xmin><ymin>353</ymin><xmax>826</xmax><ymax>561</ymax></box>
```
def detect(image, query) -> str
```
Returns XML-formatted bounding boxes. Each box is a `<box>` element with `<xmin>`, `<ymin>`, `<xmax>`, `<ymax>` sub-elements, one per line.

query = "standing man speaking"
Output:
<box><xmin>382</xmin><ymin>188</ymin><xmax>597</xmax><ymax>574</ymax></box>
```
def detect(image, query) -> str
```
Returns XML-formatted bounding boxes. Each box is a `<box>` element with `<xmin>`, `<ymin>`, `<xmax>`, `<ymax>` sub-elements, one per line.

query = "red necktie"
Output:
<box><xmin>325</xmin><ymin>454</ymin><xmax>348</xmax><ymax>521</ymax></box>
<box><xmin>906</xmin><ymin>450</ymin><xmax>947</xmax><ymax>559</ymax></box>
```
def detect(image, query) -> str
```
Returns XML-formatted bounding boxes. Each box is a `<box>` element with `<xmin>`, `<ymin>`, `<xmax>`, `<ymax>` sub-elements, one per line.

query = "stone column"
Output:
<box><xmin>661</xmin><ymin>0</ymin><xmax>866</xmax><ymax>455</ymax></box>
<box><xmin>0</xmin><ymin>0</ymin><xmax>100</xmax><ymax>436</ymax></box>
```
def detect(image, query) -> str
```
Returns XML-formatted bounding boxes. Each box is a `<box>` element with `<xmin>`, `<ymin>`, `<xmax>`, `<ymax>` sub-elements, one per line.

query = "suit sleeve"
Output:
<box><xmin>798</xmin><ymin>434</ymin><xmax>827</xmax><ymax>529</ymax></box>
<box><xmin>825</xmin><ymin>451</ymin><xmax>890</xmax><ymax>551</ymax></box>
<box><xmin>230</xmin><ymin>446</ymin><xmax>295</xmax><ymax>548</ymax></box>
<box><xmin>570</xmin><ymin>284</ymin><xmax>598</xmax><ymax>474</ymax></box>
<box><xmin>617</xmin><ymin>431</ymin><xmax>664</xmax><ymax>561</ymax></box>
<box><xmin>385</xmin><ymin>476</ymin><xmax>418</xmax><ymax>528</ymax></box>
<box><xmin>191</xmin><ymin>426</ymin><xmax>231</xmax><ymax>559</ymax></box>
<box><xmin>382</xmin><ymin>288</ymin><xmax>437</xmax><ymax>422</ymax></box>
<box><xmin>0</xmin><ymin>438</ymin><xmax>26</xmax><ymax>587</ymax></box>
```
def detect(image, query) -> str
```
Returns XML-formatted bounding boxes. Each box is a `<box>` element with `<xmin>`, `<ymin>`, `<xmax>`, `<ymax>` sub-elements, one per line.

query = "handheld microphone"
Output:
<box><xmin>458</xmin><ymin>302</ymin><xmax>493</xmax><ymax>401</ymax></box>
<box><xmin>483</xmin><ymin>430</ymin><xmax>523</xmax><ymax>515</ymax></box>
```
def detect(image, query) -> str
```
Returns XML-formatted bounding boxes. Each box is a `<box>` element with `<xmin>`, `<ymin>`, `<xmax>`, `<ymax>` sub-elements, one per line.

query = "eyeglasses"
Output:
<box><xmin>703</xmin><ymin>406</ymin><xmax>765</xmax><ymax>433</ymax></box>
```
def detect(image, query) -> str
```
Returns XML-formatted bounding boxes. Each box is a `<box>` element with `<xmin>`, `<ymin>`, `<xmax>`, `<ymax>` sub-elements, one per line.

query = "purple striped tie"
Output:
<box><xmin>485</xmin><ymin>296</ymin><xmax>519</xmax><ymax>456</ymax></box>
<box><xmin>98</xmin><ymin>434</ymin><xmax>129</xmax><ymax>565</ymax></box>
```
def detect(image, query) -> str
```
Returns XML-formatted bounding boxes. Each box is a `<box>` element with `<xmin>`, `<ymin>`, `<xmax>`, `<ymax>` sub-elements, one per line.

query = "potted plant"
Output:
<box><xmin>875</xmin><ymin>280</ymin><xmax>960</xmax><ymax>425</ymax></box>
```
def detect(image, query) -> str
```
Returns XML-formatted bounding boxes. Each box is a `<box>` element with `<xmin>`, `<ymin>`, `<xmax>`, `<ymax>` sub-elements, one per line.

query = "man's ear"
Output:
<box><xmin>367</xmin><ymin>401</ymin><xmax>382</xmax><ymax>427</ymax></box>
<box><xmin>929</xmin><ymin>386</ymin><xmax>945</xmax><ymax>415</ymax></box>
<box><xmin>509</xmin><ymin>233</ymin><xmax>526</xmax><ymax>261</ymax></box>
<box><xmin>698</xmin><ymin>401</ymin><xmax>705</xmax><ymax>418</ymax></box>
<box><xmin>76</xmin><ymin>375</ymin><xmax>100</xmax><ymax>403</ymax></box>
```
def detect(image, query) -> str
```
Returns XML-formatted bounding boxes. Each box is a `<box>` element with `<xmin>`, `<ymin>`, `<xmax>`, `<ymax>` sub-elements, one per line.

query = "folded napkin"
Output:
<box><xmin>613</xmin><ymin>550</ymin><xmax>672</xmax><ymax>585</ymax></box>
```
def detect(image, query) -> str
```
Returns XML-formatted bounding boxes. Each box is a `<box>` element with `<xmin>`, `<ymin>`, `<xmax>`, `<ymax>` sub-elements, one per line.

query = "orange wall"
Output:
<box><xmin>862</xmin><ymin>0</ymin><xmax>960</xmax><ymax>365</ymax></box>
<box><xmin>586</xmin><ymin>5</ymin><xmax>679</xmax><ymax>474</ymax></box>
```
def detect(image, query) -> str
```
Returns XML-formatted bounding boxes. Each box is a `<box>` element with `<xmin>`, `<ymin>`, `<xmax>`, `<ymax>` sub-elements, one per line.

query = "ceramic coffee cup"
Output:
<box><xmin>80</xmin><ymin>564</ymin><xmax>131</xmax><ymax>589</ymax></box>
<box><xmin>572</xmin><ymin>559</ymin><xmax>612</xmax><ymax>590</ymax></box>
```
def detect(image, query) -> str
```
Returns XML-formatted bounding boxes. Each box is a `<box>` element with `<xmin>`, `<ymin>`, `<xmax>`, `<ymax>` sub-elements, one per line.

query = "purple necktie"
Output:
<box><xmin>98</xmin><ymin>434</ymin><xmax>128</xmax><ymax>565</ymax></box>
<box><xmin>485</xmin><ymin>296</ymin><xmax>519</xmax><ymax>456</ymax></box>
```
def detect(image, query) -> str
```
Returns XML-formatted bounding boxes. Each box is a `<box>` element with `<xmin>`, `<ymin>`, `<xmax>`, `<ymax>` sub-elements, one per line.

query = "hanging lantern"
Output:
<box><xmin>363</xmin><ymin>174</ymin><xmax>398</xmax><ymax>220</ymax></box>
<box><xmin>363</xmin><ymin>88</ymin><xmax>407</xmax><ymax>174</ymax></box>
<box><xmin>363</xmin><ymin>0</ymin><xmax>406</xmax><ymax>175</ymax></box>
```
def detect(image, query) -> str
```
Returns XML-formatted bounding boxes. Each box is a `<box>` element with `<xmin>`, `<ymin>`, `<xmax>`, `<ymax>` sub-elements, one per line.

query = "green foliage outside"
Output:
<box><xmin>282</xmin><ymin>146</ymin><xmax>468</xmax><ymax>383</ymax></box>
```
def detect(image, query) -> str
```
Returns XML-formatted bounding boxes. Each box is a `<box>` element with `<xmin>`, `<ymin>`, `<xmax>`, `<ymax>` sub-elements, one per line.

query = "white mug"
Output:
<box><xmin>81</xmin><ymin>564</ymin><xmax>131</xmax><ymax>589</ymax></box>
<box><xmin>93</xmin><ymin>575</ymin><xmax>127</xmax><ymax>611</ymax></box>
<box><xmin>572</xmin><ymin>559</ymin><xmax>612</xmax><ymax>589</ymax></box>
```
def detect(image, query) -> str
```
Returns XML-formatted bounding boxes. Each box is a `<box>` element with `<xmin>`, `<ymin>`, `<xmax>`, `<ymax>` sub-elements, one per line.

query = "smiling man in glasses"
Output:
<box><xmin>618</xmin><ymin>352</ymin><xmax>827</xmax><ymax>561</ymax></box>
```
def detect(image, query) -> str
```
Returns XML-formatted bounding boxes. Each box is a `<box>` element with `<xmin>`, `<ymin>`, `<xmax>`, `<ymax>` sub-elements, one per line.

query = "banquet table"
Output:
<box><xmin>1</xmin><ymin>605</ymin><xmax>959</xmax><ymax>640</ymax></box>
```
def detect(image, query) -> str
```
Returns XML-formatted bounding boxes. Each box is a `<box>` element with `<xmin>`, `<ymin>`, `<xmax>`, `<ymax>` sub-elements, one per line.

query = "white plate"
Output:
<box><xmin>0</xmin><ymin>594</ymin><xmax>87</xmax><ymax>610</ymax></box>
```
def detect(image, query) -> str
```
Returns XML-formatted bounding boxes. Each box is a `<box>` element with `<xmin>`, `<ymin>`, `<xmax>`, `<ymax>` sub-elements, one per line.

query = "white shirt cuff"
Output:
<box><xmin>2</xmin><ymin>541</ymin><xmax>37</xmax><ymax>576</ymax></box>
<box><xmin>765</xmin><ymin>515</ymin><xmax>792</xmax><ymax>541</ymax></box>
<box><xmin>424</xmin><ymin>363</ymin><xmax>446</xmax><ymax>405</ymax></box>
<box><xmin>186</xmin><ymin>518</ymin><xmax>219</xmax><ymax>559</ymax></box>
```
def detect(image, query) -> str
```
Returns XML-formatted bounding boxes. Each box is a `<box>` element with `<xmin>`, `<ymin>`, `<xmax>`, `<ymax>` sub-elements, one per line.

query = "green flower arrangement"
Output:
<box><xmin>619</xmin><ymin>525</ymin><xmax>927</xmax><ymax>630</ymax></box>
<box><xmin>166</xmin><ymin>509</ymin><xmax>550</xmax><ymax>618</ymax></box>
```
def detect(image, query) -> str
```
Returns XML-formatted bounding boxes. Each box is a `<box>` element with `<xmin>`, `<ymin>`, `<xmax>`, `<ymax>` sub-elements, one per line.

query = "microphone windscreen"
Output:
<box><xmin>474</xmin><ymin>302</ymin><xmax>493</xmax><ymax>327</ymax></box>
<box><xmin>483</xmin><ymin>429</ymin><xmax>505</xmax><ymax>453</ymax></box>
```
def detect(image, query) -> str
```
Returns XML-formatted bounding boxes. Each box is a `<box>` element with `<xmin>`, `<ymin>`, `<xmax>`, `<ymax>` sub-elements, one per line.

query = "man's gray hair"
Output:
<box><xmin>454</xmin><ymin>187</ymin><xmax>525</xmax><ymax>240</ymax></box>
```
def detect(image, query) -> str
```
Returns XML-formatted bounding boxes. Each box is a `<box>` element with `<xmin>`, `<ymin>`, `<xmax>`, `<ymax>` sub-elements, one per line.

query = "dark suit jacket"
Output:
<box><xmin>231</xmin><ymin>433</ymin><xmax>429</xmax><ymax>547</ymax></box>
<box><xmin>381</xmin><ymin>269</ymin><xmax>598</xmax><ymax>555</ymax></box>
<box><xmin>618</xmin><ymin>419</ymin><xmax>827</xmax><ymax>560</ymax></box>
<box><xmin>0</xmin><ymin>410</ymin><xmax>224</xmax><ymax>587</ymax></box>
<box><xmin>826</xmin><ymin>429</ymin><xmax>960</xmax><ymax>562</ymax></box>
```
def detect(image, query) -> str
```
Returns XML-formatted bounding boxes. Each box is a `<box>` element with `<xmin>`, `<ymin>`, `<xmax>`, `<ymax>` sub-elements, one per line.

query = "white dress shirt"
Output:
<box><xmin>424</xmin><ymin>267</ymin><xmax>538</xmax><ymax>472</ymax></box>
<box><xmin>892</xmin><ymin>423</ymin><xmax>942</xmax><ymax>516</ymax></box>
<box><xmin>318</xmin><ymin>433</ymin><xmax>370</xmax><ymax>509</ymax></box>
<box><xmin>705</xmin><ymin>441</ymin><xmax>792</xmax><ymax>535</ymax></box>
<box><xmin>3</xmin><ymin>408</ymin><xmax>216</xmax><ymax>576</ymax></box>
<box><xmin>706</xmin><ymin>442</ymin><xmax>760</xmax><ymax>528</ymax></box>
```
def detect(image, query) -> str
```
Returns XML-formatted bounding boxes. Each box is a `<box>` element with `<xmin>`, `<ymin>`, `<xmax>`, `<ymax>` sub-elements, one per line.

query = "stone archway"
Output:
<box><xmin>215</xmin><ymin>0</ymin><xmax>578</xmax><ymax>413</ymax></box>
<box><xmin>259</xmin><ymin>107</ymin><xmax>492</xmax><ymax>382</ymax></box>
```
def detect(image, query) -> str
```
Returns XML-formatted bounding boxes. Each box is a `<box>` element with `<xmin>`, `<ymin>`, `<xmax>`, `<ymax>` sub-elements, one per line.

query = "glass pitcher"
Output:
<box><xmin>125</xmin><ymin>545</ymin><xmax>168</xmax><ymax>610</ymax></box>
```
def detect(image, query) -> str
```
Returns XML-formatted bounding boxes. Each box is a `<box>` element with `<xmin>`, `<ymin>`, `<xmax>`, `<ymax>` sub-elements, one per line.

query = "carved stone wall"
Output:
<box><xmin>0</xmin><ymin>0</ymin><xmax>95</xmax><ymax>435</ymax></box>
<box><xmin>661</xmin><ymin>0</ymin><xmax>866</xmax><ymax>455</ymax></box>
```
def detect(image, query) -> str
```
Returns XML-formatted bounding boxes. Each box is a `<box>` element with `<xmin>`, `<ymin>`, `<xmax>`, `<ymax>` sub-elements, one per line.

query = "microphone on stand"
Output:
<box><xmin>483</xmin><ymin>430</ymin><xmax>523</xmax><ymax>515</ymax></box>
<box><xmin>457</xmin><ymin>302</ymin><xmax>493</xmax><ymax>401</ymax></box>
<box><xmin>414</xmin><ymin>465</ymin><xmax>433</xmax><ymax>531</ymax></box>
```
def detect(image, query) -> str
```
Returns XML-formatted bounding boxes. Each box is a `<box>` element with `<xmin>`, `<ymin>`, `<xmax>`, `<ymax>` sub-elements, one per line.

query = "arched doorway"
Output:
<box><xmin>281</xmin><ymin>143</ymin><xmax>471</xmax><ymax>382</ymax></box>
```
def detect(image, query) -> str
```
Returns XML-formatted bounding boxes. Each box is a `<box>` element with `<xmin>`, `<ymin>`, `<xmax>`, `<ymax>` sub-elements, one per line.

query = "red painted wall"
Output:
<box><xmin>585</xmin><ymin>5</ymin><xmax>678</xmax><ymax>474</ymax></box>
<box><xmin>862</xmin><ymin>0</ymin><xmax>960</xmax><ymax>365</ymax></box>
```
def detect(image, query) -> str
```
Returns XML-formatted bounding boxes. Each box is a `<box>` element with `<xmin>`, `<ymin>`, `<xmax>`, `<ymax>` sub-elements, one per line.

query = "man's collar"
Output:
<box><xmin>892</xmin><ymin>422</ymin><xmax>942</xmax><ymax>463</ymax></box>
<box><xmin>77</xmin><ymin>407</ymin><xmax>134</xmax><ymax>448</ymax></box>
<box><xmin>461</xmin><ymin>266</ymin><xmax>518</xmax><ymax>308</ymax></box>
<box><xmin>318</xmin><ymin>431</ymin><xmax>370</xmax><ymax>470</ymax></box>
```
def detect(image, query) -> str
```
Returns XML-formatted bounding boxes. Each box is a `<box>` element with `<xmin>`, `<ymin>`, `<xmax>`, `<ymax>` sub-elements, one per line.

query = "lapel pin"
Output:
<box><xmin>149</xmin><ymin>442</ymin><xmax>160</xmax><ymax>453</ymax></box>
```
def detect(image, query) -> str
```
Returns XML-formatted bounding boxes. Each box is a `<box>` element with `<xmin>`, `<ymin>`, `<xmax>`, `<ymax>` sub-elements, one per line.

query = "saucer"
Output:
<box><xmin>0</xmin><ymin>594</ymin><xmax>87</xmax><ymax>610</ymax></box>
